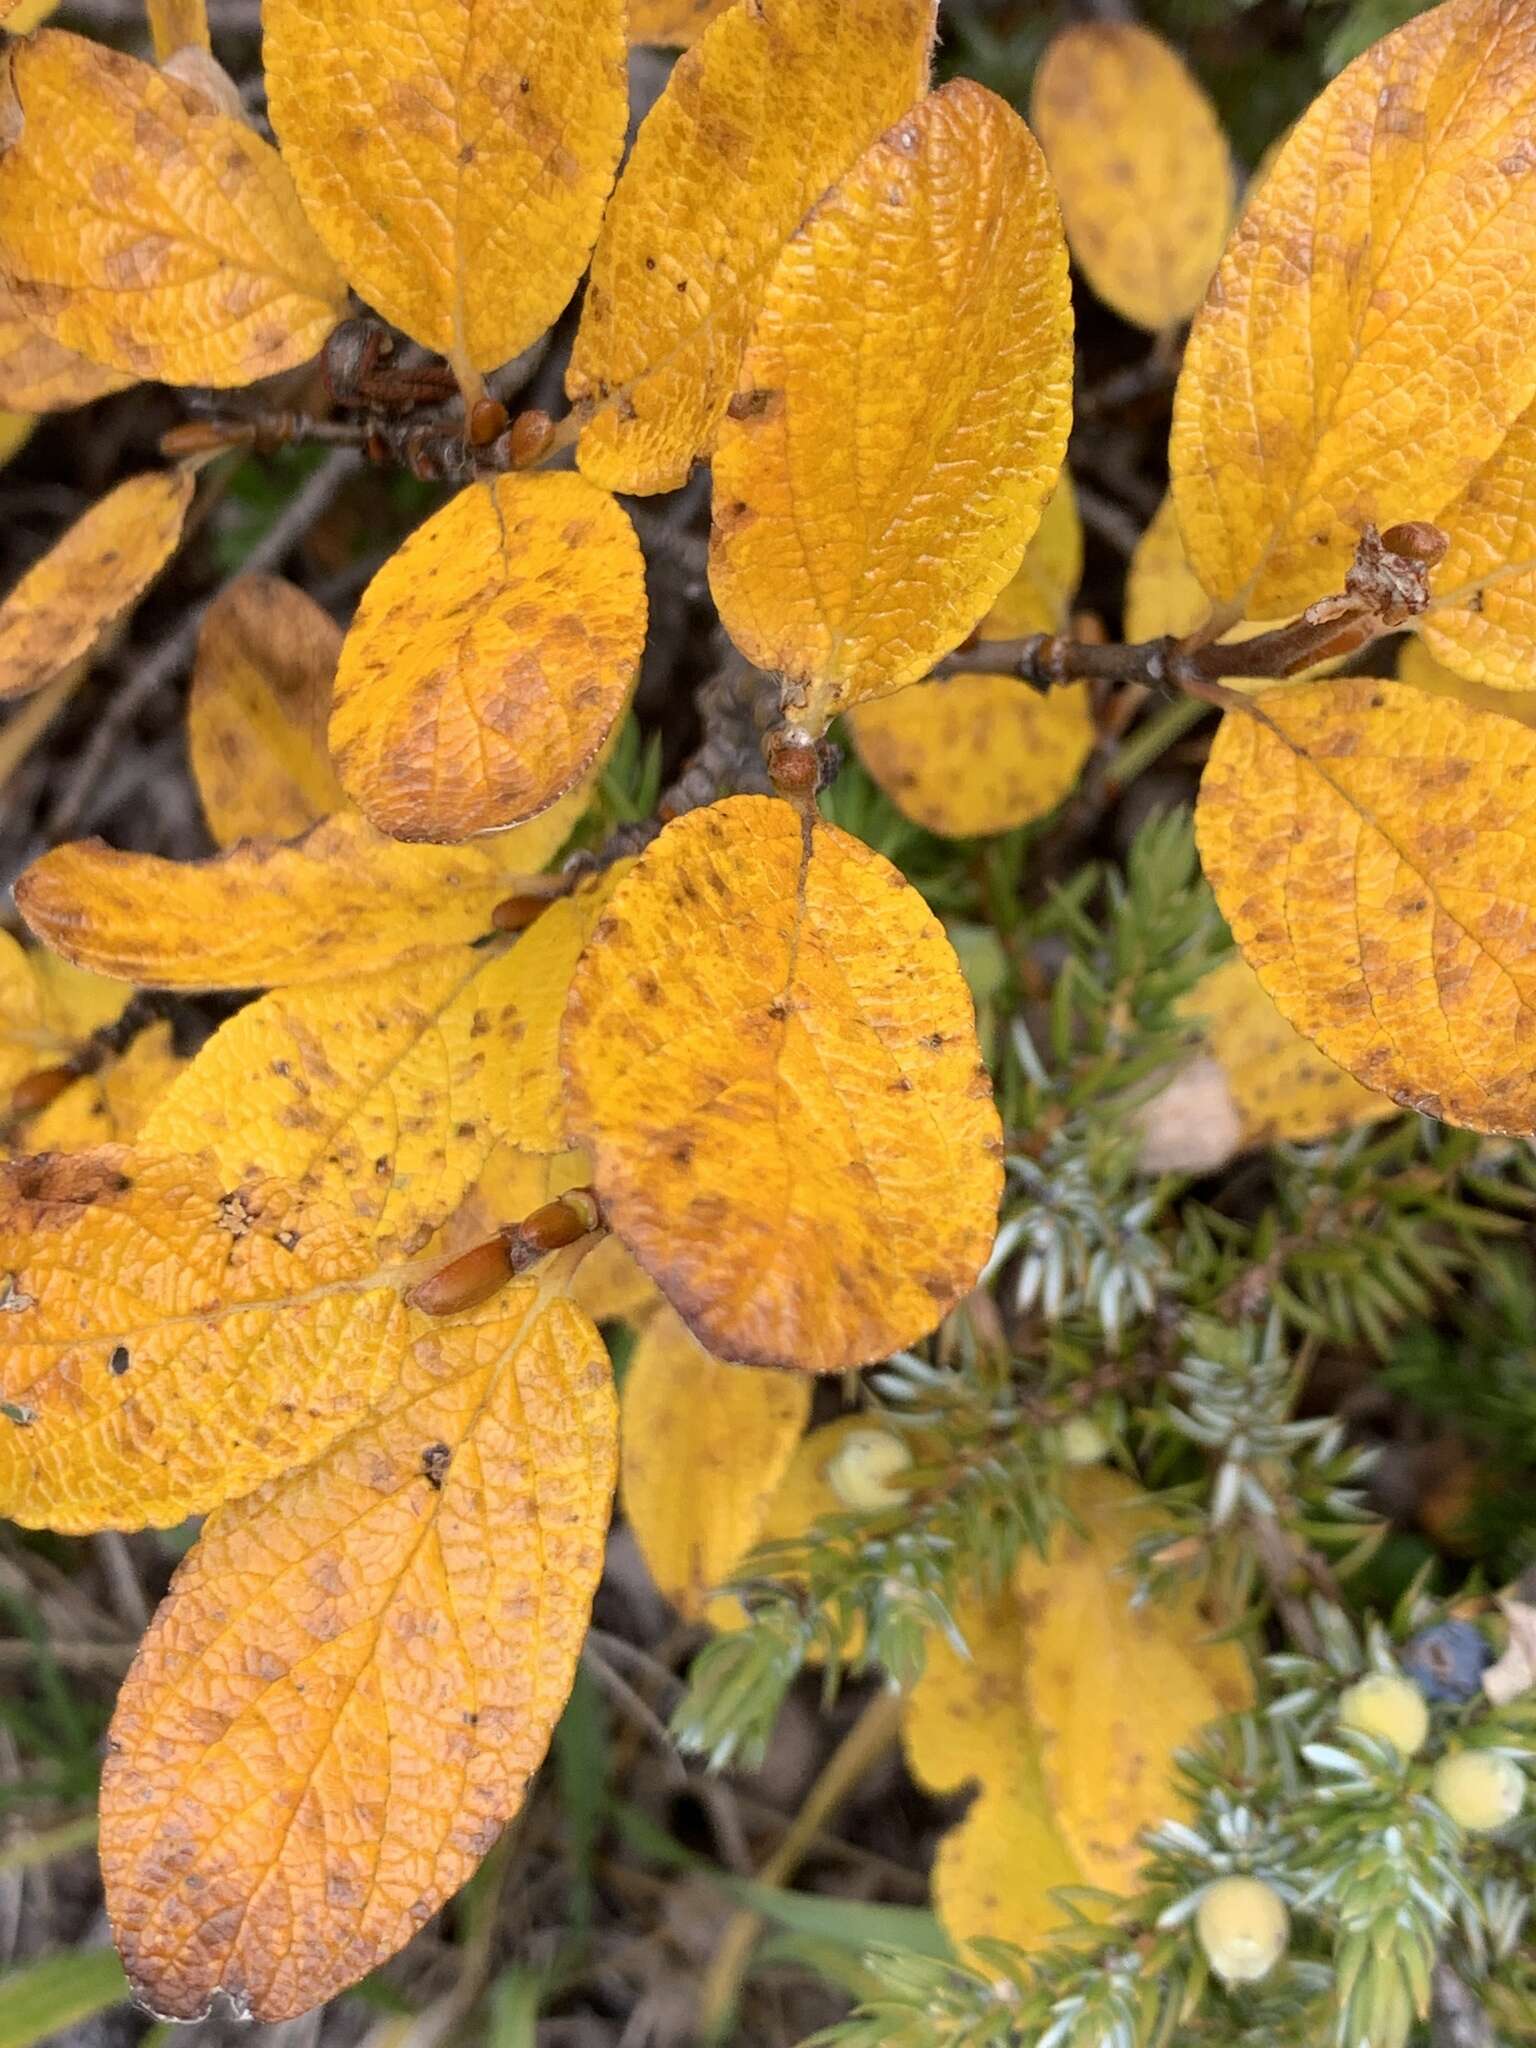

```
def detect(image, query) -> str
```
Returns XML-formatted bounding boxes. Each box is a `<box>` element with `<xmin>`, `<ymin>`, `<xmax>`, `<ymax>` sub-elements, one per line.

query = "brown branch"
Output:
<box><xmin>933</xmin><ymin>521</ymin><xmax>1448</xmax><ymax>706</ymax></box>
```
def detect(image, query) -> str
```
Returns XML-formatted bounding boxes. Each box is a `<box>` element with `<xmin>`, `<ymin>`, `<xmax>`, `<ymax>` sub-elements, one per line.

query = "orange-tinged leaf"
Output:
<box><xmin>1177</xmin><ymin>953</ymin><xmax>1395</xmax><ymax>1148</ymax></box>
<box><xmin>17</xmin><ymin>804</ymin><xmax>586</xmax><ymax>990</ymax></box>
<box><xmin>709</xmin><ymin>81</ymin><xmax>1073</xmax><ymax>728</ymax></box>
<box><xmin>101</xmin><ymin>1279</ymin><xmax>615</xmax><ymax>2022</ymax></box>
<box><xmin>561</xmin><ymin>795</ymin><xmax>1003</xmax><ymax>1371</ymax></box>
<box><xmin>0</xmin><ymin>1146</ymin><xmax>426</xmax><ymax>1531</ymax></box>
<box><xmin>1171</xmin><ymin>0</ymin><xmax>1536</xmax><ymax>617</ymax></box>
<box><xmin>142</xmin><ymin>945</ymin><xmax>543</xmax><ymax>1257</ymax></box>
<box><xmin>977</xmin><ymin>472</ymin><xmax>1083</xmax><ymax>640</ymax></box>
<box><xmin>1012</xmin><ymin>1468</ymin><xmax>1252</xmax><ymax>1893</ymax></box>
<box><xmin>188</xmin><ymin>576</ymin><xmax>345</xmax><ymax>847</ymax></box>
<box><xmin>23</xmin><ymin>1022</ymin><xmax>183</xmax><ymax>1151</ymax></box>
<box><xmin>146</xmin><ymin>0</ymin><xmax>209</xmax><ymax>59</ymax></box>
<box><xmin>902</xmin><ymin>1592</ymin><xmax>1082</xmax><ymax>1953</ymax></box>
<box><xmin>628</xmin><ymin>0</ymin><xmax>732</xmax><ymax>44</ymax></box>
<box><xmin>0</xmin><ymin>471</ymin><xmax>193</xmax><ymax>702</ymax></box>
<box><xmin>0</xmin><ymin>931</ymin><xmax>132</xmax><ymax>1102</ymax></box>
<box><xmin>568</xmin><ymin>0</ymin><xmax>938</xmax><ymax>494</ymax></box>
<box><xmin>1397</xmin><ymin>632</ymin><xmax>1536</xmax><ymax>727</ymax></box>
<box><xmin>329</xmin><ymin>475</ymin><xmax>646</xmax><ymax>842</ymax></box>
<box><xmin>264</xmin><ymin>0</ymin><xmax>626</xmax><ymax>382</ymax></box>
<box><xmin>849</xmin><ymin>674</ymin><xmax>1093</xmax><ymax>838</ymax></box>
<box><xmin>1196</xmin><ymin>679</ymin><xmax>1536</xmax><ymax>1133</ymax></box>
<box><xmin>1031</xmin><ymin>22</ymin><xmax>1232</xmax><ymax>333</ymax></box>
<box><xmin>620</xmin><ymin>1303</ymin><xmax>810</xmax><ymax>1617</ymax></box>
<box><xmin>0</xmin><ymin>279</ymin><xmax>134</xmax><ymax>412</ymax></box>
<box><xmin>0</xmin><ymin>33</ymin><xmax>347</xmax><ymax>388</ymax></box>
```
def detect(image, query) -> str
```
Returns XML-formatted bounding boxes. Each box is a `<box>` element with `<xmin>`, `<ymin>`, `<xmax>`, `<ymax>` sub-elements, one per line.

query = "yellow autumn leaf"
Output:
<box><xmin>0</xmin><ymin>1146</ymin><xmax>428</xmax><ymax>1531</ymax></box>
<box><xmin>1416</xmin><ymin>403</ymin><xmax>1536</xmax><ymax>688</ymax></box>
<box><xmin>1178</xmin><ymin>953</ymin><xmax>1396</xmax><ymax>1148</ymax></box>
<box><xmin>142</xmin><ymin>950</ymin><xmax>533</xmax><ymax>1259</ymax></box>
<box><xmin>1397</xmin><ymin>633</ymin><xmax>1536</xmax><ymax>728</ymax></box>
<box><xmin>497</xmin><ymin>872</ymin><xmax>632</xmax><ymax>1154</ymax></box>
<box><xmin>16</xmin><ymin>803</ymin><xmax>586</xmax><ymax>989</ymax></box>
<box><xmin>978</xmin><ymin>472</ymin><xmax>1083</xmax><ymax>640</ymax></box>
<box><xmin>1031</xmin><ymin>21</ymin><xmax>1232</xmax><ymax>334</ymax></box>
<box><xmin>102</xmin><ymin>1278</ymin><xmax>615</xmax><ymax>2023</ymax></box>
<box><xmin>0</xmin><ymin>930</ymin><xmax>132</xmax><ymax>1103</ymax></box>
<box><xmin>902</xmin><ymin>1592</ymin><xmax>1082</xmax><ymax>1954</ymax></box>
<box><xmin>1012</xmin><ymin>1468</ymin><xmax>1252</xmax><ymax>1892</ymax></box>
<box><xmin>847</xmin><ymin>474</ymin><xmax>1093</xmax><ymax>836</ymax></box>
<box><xmin>1124</xmin><ymin>492</ymin><xmax>1213</xmax><ymax>644</ymax></box>
<box><xmin>1196</xmin><ymin>679</ymin><xmax>1536</xmax><ymax>1134</ymax></box>
<box><xmin>848</xmin><ymin>675</ymin><xmax>1094</xmax><ymax>839</ymax></box>
<box><xmin>628</xmin><ymin>0</ymin><xmax>732</xmax><ymax>44</ymax></box>
<box><xmin>710</xmin><ymin>80</ymin><xmax>1073</xmax><ymax>728</ymax></box>
<box><xmin>2</xmin><ymin>0</ymin><xmax>58</xmax><ymax>24</ymax></box>
<box><xmin>1171</xmin><ymin>0</ymin><xmax>1536</xmax><ymax>618</ymax></box>
<box><xmin>568</xmin><ymin>0</ymin><xmax>938</xmax><ymax>493</ymax></box>
<box><xmin>0</xmin><ymin>279</ymin><xmax>134</xmax><ymax>413</ymax></box>
<box><xmin>620</xmin><ymin>1303</ymin><xmax>811</xmax><ymax>1618</ymax></box>
<box><xmin>0</xmin><ymin>411</ymin><xmax>31</xmax><ymax>465</ymax></box>
<box><xmin>264</xmin><ymin>0</ymin><xmax>625</xmax><ymax>386</ymax></box>
<box><xmin>24</xmin><ymin>1022</ymin><xmax>183</xmax><ymax>1152</ymax></box>
<box><xmin>329</xmin><ymin>475</ymin><xmax>646</xmax><ymax>842</ymax></box>
<box><xmin>146</xmin><ymin>0</ymin><xmax>208</xmax><ymax>60</ymax></box>
<box><xmin>0</xmin><ymin>32</ymin><xmax>346</xmax><ymax>388</ymax></box>
<box><xmin>703</xmin><ymin>1413</ymin><xmax>887</xmax><ymax>1647</ymax></box>
<box><xmin>562</xmin><ymin>795</ymin><xmax>1003</xmax><ymax>1371</ymax></box>
<box><xmin>0</xmin><ymin>471</ymin><xmax>193</xmax><ymax>702</ymax></box>
<box><xmin>188</xmin><ymin>576</ymin><xmax>345</xmax><ymax>847</ymax></box>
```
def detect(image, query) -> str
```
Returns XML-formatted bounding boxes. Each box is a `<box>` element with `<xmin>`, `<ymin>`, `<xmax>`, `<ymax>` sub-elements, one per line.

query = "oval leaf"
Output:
<box><xmin>1177</xmin><ymin>953</ymin><xmax>1397</xmax><ymax>1149</ymax></box>
<box><xmin>568</xmin><ymin>0</ymin><xmax>938</xmax><ymax>493</ymax></box>
<box><xmin>1419</xmin><ymin>403</ymin><xmax>1536</xmax><ymax>689</ymax></box>
<box><xmin>101</xmin><ymin>1282</ymin><xmax>615</xmax><ymax>2022</ymax></box>
<box><xmin>850</xmin><ymin>674</ymin><xmax>1093</xmax><ymax>839</ymax></box>
<box><xmin>0</xmin><ymin>1147</ymin><xmax>420</xmax><ymax>1531</ymax></box>
<box><xmin>188</xmin><ymin>576</ymin><xmax>345</xmax><ymax>847</ymax></box>
<box><xmin>1031</xmin><ymin>22</ymin><xmax>1232</xmax><ymax>334</ymax></box>
<box><xmin>329</xmin><ymin>475</ymin><xmax>646</xmax><ymax>842</ymax></box>
<box><xmin>709</xmin><ymin>80</ymin><xmax>1073</xmax><ymax>727</ymax></box>
<box><xmin>1196</xmin><ymin>678</ymin><xmax>1536</xmax><ymax>1133</ymax></box>
<box><xmin>0</xmin><ymin>930</ymin><xmax>131</xmax><ymax>1102</ymax></box>
<box><xmin>1171</xmin><ymin>0</ymin><xmax>1536</xmax><ymax>616</ymax></box>
<box><xmin>0</xmin><ymin>471</ymin><xmax>193</xmax><ymax>702</ymax></box>
<box><xmin>264</xmin><ymin>0</ymin><xmax>626</xmax><ymax>381</ymax></box>
<box><xmin>144</xmin><ymin>947</ymin><xmax>546</xmax><ymax>1257</ymax></box>
<box><xmin>0</xmin><ymin>277</ymin><xmax>134</xmax><ymax>413</ymax></box>
<box><xmin>1012</xmin><ymin>1468</ymin><xmax>1253</xmax><ymax>1892</ymax></box>
<box><xmin>561</xmin><ymin>795</ymin><xmax>1003</xmax><ymax>1371</ymax></box>
<box><xmin>620</xmin><ymin>1303</ymin><xmax>811</xmax><ymax>1617</ymax></box>
<box><xmin>903</xmin><ymin>1592</ymin><xmax>1083</xmax><ymax>1954</ymax></box>
<box><xmin>16</xmin><ymin>806</ymin><xmax>586</xmax><ymax>990</ymax></box>
<box><xmin>0</xmin><ymin>32</ymin><xmax>347</xmax><ymax>387</ymax></box>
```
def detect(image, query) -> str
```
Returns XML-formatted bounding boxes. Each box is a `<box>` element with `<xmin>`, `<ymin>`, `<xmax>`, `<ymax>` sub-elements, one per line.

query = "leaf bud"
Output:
<box><xmin>1431</xmin><ymin>1749</ymin><xmax>1526</xmax><ymax>1832</ymax></box>
<box><xmin>1195</xmin><ymin>1875</ymin><xmax>1289</xmax><ymax>1984</ymax></box>
<box><xmin>467</xmin><ymin>397</ymin><xmax>510</xmax><ymax>448</ymax></box>
<box><xmin>1337</xmin><ymin>1670</ymin><xmax>1429</xmax><ymax>1758</ymax></box>
<box><xmin>406</xmin><ymin>1235</ymin><xmax>514</xmax><ymax>1316</ymax></box>
<box><xmin>504</xmin><ymin>408</ymin><xmax>556</xmax><ymax>468</ymax></box>
<box><xmin>1379</xmin><ymin>520</ymin><xmax>1449</xmax><ymax>568</ymax></box>
<box><xmin>825</xmin><ymin>1427</ymin><xmax>913</xmax><ymax>1510</ymax></box>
